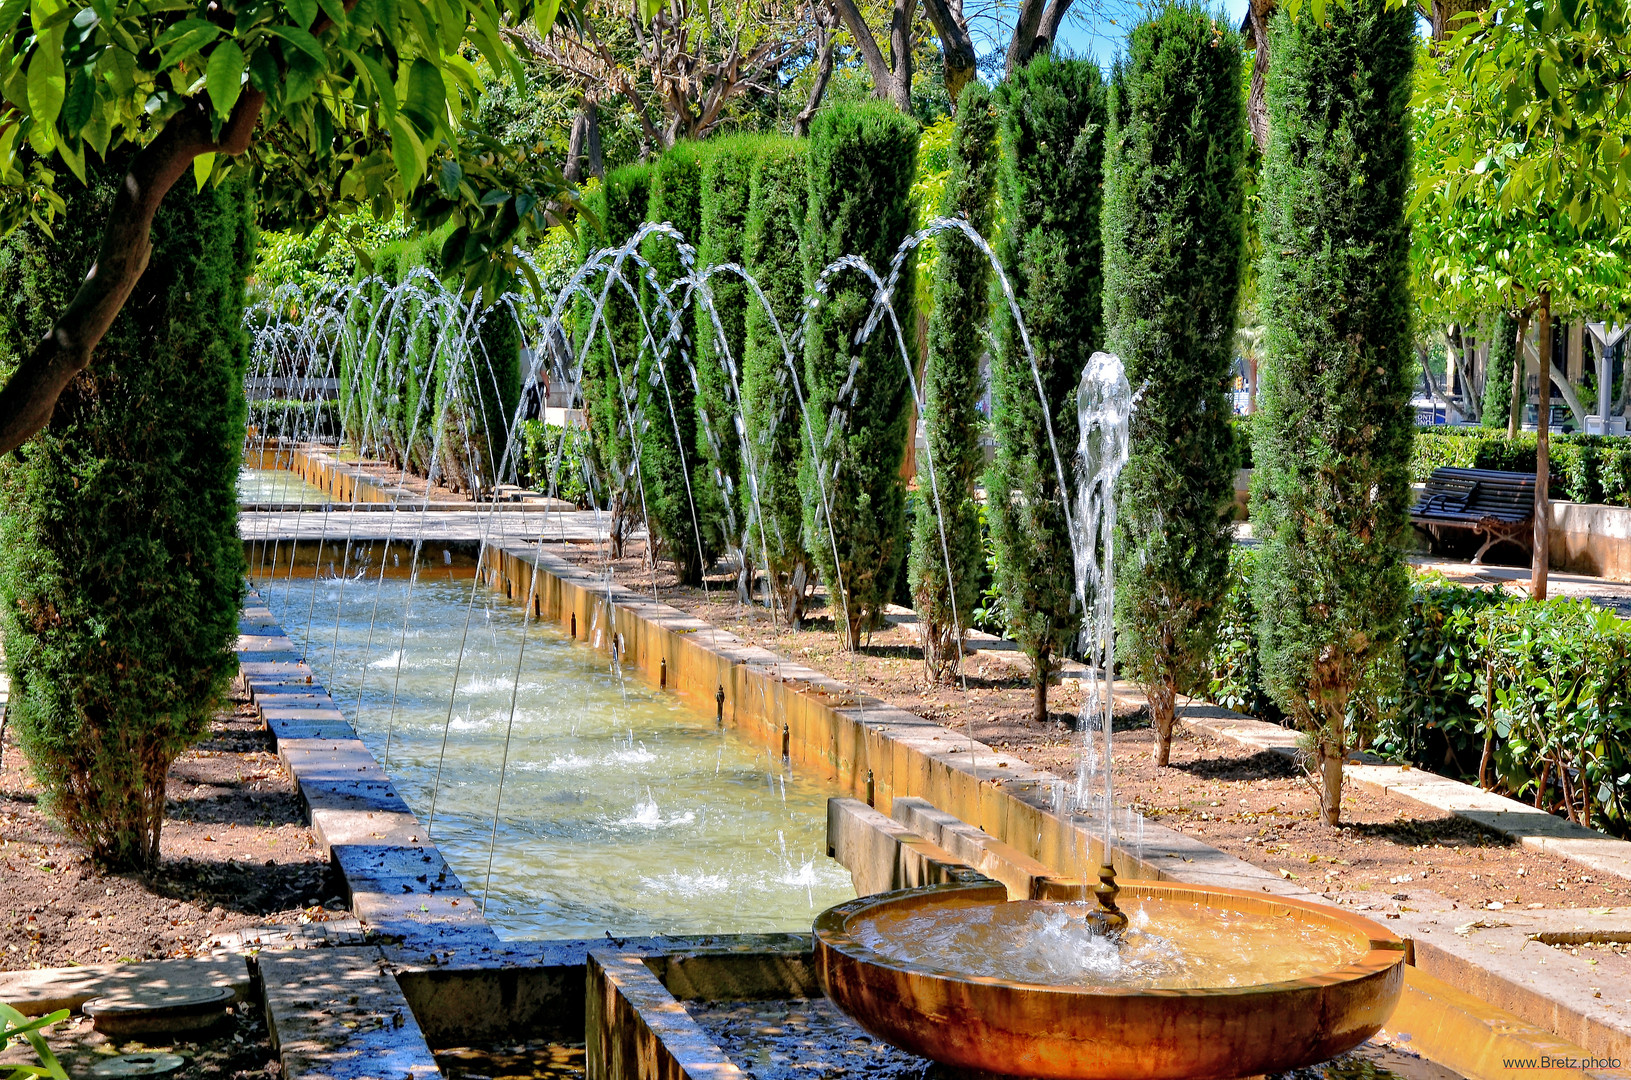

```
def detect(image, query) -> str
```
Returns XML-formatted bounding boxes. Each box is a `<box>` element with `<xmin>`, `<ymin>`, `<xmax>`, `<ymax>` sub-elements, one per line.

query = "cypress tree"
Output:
<box><xmin>910</xmin><ymin>82</ymin><xmax>999</xmax><ymax>680</ymax></box>
<box><xmin>695</xmin><ymin>136</ymin><xmax>763</xmax><ymax>567</ymax></box>
<box><xmin>1252</xmin><ymin>0</ymin><xmax>1415</xmax><ymax>825</ymax></box>
<box><xmin>801</xmin><ymin>102</ymin><xmax>920</xmax><ymax>648</ymax></box>
<box><xmin>1106</xmin><ymin>6</ymin><xmax>1248</xmax><ymax>766</ymax></box>
<box><xmin>986</xmin><ymin>57</ymin><xmax>1109</xmax><ymax>723</ymax></box>
<box><xmin>641</xmin><ymin>142</ymin><xmax>718</xmax><ymax>584</ymax></box>
<box><xmin>1481</xmin><ymin>312</ymin><xmax>1518</xmax><ymax>429</ymax></box>
<box><xmin>434</xmin><ymin>292</ymin><xmax>521</xmax><ymax>495</ymax></box>
<box><xmin>578</xmin><ymin>163</ymin><xmax>653</xmax><ymax>556</ymax></box>
<box><xmin>740</xmin><ymin>138</ymin><xmax>815</xmax><ymax>624</ymax></box>
<box><xmin>0</xmin><ymin>164</ymin><xmax>251</xmax><ymax>869</ymax></box>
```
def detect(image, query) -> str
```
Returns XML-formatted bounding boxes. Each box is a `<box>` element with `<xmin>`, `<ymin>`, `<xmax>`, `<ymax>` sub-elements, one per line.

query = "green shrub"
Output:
<box><xmin>578</xmin><ymin>163</ymin><xmax>654</xmax><ymax>555</ymax></box>
<box><xmin>800</xmin><ymin>102</ymin><xmax>921</xmax><ymax>648</ymax></box>
<box><xmin>1105</xmin><ymin>5</ymin><xmax>1248</xmax><ymax>765</ymax></box>
<box><xmin>985</xmin><ymin>55</ymin><xmax>1109</xmax><ymax>722</ymax></box>
<box><xmin>695</xmin><ymin>136</ymin><xmax>765</xmax><ymax>562</ymax></box>
<box><xmin>1410</xmin><ymin>429</ymin><xmax>1631</xmax><ymax>506</ymax></box>
<box><xmin>641</xmin><ymin>142</ymin><xmax>719</xmax><ymax>584</ymax></box>
<box><xmin>249</xmin><ymin>399</ymin><xmax>340</xmax><ymax>443</ymax></box>
<box><xmin>740</xmin><ymin>138</ymin><xmax>814</xmax><ymax>624</ymax></box>
<box><xmin>911</xmin><ymin>81</ymin><xmax>999</xmax><ymax>680</ymax></box>
<box><xmin>1252</xmin><ymin>0</ymin><xmax>1415</xmax><ymax>825</ymax></box>
<box><xmin>0</xmin><ymin>163</ymin><xmax>251</xmax><ymax>870</ymax></box>
<box><xmin>1204</xmin><ymin>546</ymin><xmax>1277</xmax><ymax>720</ymax></box>
<box><xmin>1481</xmin><ymin>313</ymin><xmax>1518</xmax><ymax>430</ymax></box>
<box><xmin>519</xmin><ymin>420</ymin><xmax>598</xmax><ymax>506</ymax></box>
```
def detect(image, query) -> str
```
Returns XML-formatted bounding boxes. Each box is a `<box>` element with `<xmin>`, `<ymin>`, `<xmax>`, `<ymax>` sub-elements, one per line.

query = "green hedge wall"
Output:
<box><xmin>0</xmin><ymin>162</ymin><xmax>252</xmax><ymax>869</ymax></box>
<box><xmin>985</xmin><ymin>55</ymin><xmax>1109</xmax><ymax>721</ymax></box>
<box><xmin>740</xmin><ymin>138</ymin><xmax>814</xmax><ymax>624</ymax></box>
<box><xmin>1413</xmin><ymin>427</ymin><xmax>1631</xmax><ymax>506</ymax></box>
<box><xmin>800</xmin><ymin>102</ymin><xmax>921</xmax><ymax>648</ymax></box>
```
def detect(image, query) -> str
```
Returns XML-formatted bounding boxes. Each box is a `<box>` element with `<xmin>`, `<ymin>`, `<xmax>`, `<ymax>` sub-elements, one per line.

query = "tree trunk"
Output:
<box><xmin>830</xmin><ymin>0</ymin><xmax>913</xmax><ymax>111</ymax></box>
<box><xmin>1149</xmin><ymin>678</ymin><xmax>1176</xmax><ymax>767</ymax></box>
<box><xmin>1533</xmin><ymin>290</ymin><xmax>1552</xmax><ymax>600</ymax></box>
<box><xmin>1033</xmin><ymin>645</ymin><xmax>1050</xmax><ymax>725</ymax></box>
<box><xmin>793</xmin><ymin>6</ymin><xmax>837</xmax><ymax>137</ymax></box>
<box><xmin>920</xmin><ymin>0</ymin><xmax>977</xmax><ymax>104</ymax></box>
<box><xmin>1508</xmin><ymin>309</ymin><xmax>1529</xmax><ymax>438</ymax></box>
<box><xmin>1317</xmin><ymin>723</ymin><xmax>1345</xmax><ymax>826</ymax></box>
<box><xmin>0</xmin><ymin>94</ymin><xmax>264</xmax><ymax>456</ymax></box>
<box><xmin>1244</xmin><ymin>0</ymin><xmax>1276</xmax><ymax>153</ymax></box>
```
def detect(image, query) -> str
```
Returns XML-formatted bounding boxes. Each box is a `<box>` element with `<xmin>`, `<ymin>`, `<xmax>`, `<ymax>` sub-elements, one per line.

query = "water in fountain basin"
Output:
<box><xmin>257</xmin><ymin>573</ymin><xmax>855</xmax><ymax>938</ymax></box>
<box><xmin>238</xmin><ymin>467</ymin><xmax>333</xmax><ymax>504</ymax></box>
<box><xmin>850</xmin><ymin>897</ymin><xmax>1365</xmax><ymax>990</ymax></box>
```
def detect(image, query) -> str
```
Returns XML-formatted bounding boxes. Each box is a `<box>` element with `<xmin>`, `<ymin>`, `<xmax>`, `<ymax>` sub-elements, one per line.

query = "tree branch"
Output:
<box><xmin>919</xmin><ymin>0</ymin><xmax>976</xmax><ymax>104</ymax></box>
<box><xmin>830</xmin><ymin>0</ymin><xmax>899</xmax><ymax>102</ymax></box>
<box><xmin>794</xmin><ymin>3</ymin><xmax>837</xmax><ymax>136</ymax></box>
<box><xmin>1004</xmin><ymin>0</ymin><xmax>1048</xmax><ymax>76</ymax></box>
<box><xmin>0</xmin><ymin>91</ymin><xmax>264</xmax><ymax>456</ymax></box>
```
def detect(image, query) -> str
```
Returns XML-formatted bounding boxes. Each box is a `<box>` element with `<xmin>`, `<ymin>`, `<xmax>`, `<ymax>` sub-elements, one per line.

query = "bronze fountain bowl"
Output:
<box><xmin>813</xmin><ymin>880</ymin><xmax>1407</xmax><ymax>1080</ymax></box>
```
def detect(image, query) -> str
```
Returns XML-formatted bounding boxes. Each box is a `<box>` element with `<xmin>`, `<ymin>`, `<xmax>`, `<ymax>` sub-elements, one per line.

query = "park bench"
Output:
<box><xmin>1411</xmin><ymin>466</ymin><xmax>1537</xmax><ymax>564</ymax></box>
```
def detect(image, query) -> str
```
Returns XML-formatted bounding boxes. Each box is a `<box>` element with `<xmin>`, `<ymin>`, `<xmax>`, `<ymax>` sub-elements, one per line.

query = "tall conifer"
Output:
<box><xmin>800</xmin><ymin>103</ymin><xmax>920</xmax><ymax>647</ymax></box>
<box><xmin>1252</xmin><ymin>0</ymin><xmax>1415</xmax><ymax>825</ymax></box>
<box><xmin>910</xmin><ymin>82</ymin><xmax>999</xmax><ymax>680</ymax></box>
<box><xmin>1106</xmin><ymin>6</ymin><xmax>1247</xmax><ymax>765</ymax></box>
<box><xmin>986</xmin><ymin>57</ymin><xmax>1109</xmax><ymax>722</ymax></box>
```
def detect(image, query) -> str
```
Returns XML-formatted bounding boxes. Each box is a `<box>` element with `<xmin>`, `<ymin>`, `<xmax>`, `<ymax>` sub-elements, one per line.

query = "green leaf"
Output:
<box><xmin>402</xmin><ymin>56</ymin><xmax>445</xmax><ymax>138</ymax></box>
<box><xmin>61</xmin><ymin>65</ymin><xmax>94</xmax><ymax>134</ymax></box>
<box><xmin>347</xmin><ymin>49</ymin><xmax>397</xmax><ymax>120</ymax></box>
<box><xmin>265</xmin><ymin>24</ymin><xmax>325</xmax><ymax>63</ymax></box>
<box><xmin>314</xmin><ymin>0</ymin><xmax>347</xmax><ymax>29</ymax></box>
<box><xmin>246</xmin><ymin>44</ymin><xmax>279</xmax><ymax>93</ymax></box>
<box><xmin>636</xmin><ymin>0</ymin><xmax>661</xmax><ymax>25</ymax></box>
<box><xmin>390</xmin><ymin>112</ymin><xmax>426</xmax><ymax>186</ymax></box>
<box><xmin>0</xmin><ymin>0</ymin><xmax>28</xmax><ymax>40</ymax></box>
<box><xmin>25</xmin><ymin>37</ymin><xmax>66</xmax><ymax>131</ymax></box>
<box><xmin>205</xmin><ymin>40</ymin><xmax>245</xmax><ymax>116</ymax></box>
<box><xmin>284</xmin><ymin>0</ymin><xmax>318</xmax><ymax>29</ymax></box>
<box><xmin>533</xmin><ymin>0</ymin><xmax>563</xmax><ymax>38</ymax></box>
<box><xmin>437</xmin><ymin>156</ymin><xmax>461</xmax><ymax>196</ymax></box>
<box><xmin>193</xmin><ymin>149</ymin><xmax>214</xmax><ymax>188</ymax></box>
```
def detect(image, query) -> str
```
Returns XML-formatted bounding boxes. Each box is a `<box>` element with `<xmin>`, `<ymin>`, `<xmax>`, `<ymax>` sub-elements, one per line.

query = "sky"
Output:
<box><xmin>1004</xmin><ymin>0</ymin><xmax>1255</xmax><ymax>68</ymax></box>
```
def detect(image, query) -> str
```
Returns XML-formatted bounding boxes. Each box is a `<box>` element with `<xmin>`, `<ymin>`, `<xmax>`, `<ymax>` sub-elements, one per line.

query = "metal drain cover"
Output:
<box><xmin>89</xmin><ymin>1053</ymin><xmax>187</xmax><ymax>1077</ymax></box>
<box><xmin>83</xmin><ymin>983</ymin><xmax>235</xmax><ymax>1037</ymax></box>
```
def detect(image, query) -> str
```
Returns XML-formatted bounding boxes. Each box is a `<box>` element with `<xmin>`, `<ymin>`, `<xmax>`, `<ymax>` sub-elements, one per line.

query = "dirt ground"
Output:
<box><xmin>543</xmin><ymin>540</ymin><xmax>1631</xmax><ymax>912</ymax></box>
<box><xmin>1</xmin><ymin>685</ymin><xmax>346</xmax><ymax>969</ymax></box>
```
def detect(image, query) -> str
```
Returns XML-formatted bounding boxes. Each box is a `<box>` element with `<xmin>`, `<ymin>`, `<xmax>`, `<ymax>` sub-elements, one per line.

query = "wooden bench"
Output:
<box><xmin>1411</xmin><ymin>467</ymin><xmax>1537</xmax><ymax>564</ymax></box>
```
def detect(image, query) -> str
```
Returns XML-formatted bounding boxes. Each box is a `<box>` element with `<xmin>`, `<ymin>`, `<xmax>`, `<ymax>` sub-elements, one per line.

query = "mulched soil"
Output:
<box><xmin>1</xmin><ymin>685</ymin><xmax>347</xmax><ymax>969</ymax></box>
<box><xmin>541</xmin><ymin>540</ymin><xmax>1631</xmax><ymax>913</ymax></box>
<box><xmin>0</xmin><ymin>997</ymin><xmax>278</xmax><ymax>1079</ymax></box>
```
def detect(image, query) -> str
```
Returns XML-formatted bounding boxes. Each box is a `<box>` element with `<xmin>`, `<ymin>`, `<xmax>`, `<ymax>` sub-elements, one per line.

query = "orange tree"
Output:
<box><xmin>0</xmin><ymin>0</ymin><xmax>586</xmax><ymax>455</ymax></box>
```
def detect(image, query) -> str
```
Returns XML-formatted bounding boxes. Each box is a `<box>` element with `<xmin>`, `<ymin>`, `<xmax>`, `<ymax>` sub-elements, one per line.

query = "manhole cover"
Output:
<box><xmin>89</xmin><ymin>1053</ymin><xmax>188</xmax><ymax>1077</ymax></box>
<box><xmin>84</xmin><ymin>983</ymin><xmax>235</xmax><ymax>1037</ymax></box>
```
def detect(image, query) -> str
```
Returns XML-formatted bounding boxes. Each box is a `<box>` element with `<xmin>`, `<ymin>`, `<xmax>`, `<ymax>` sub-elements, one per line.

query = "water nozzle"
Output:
<box><xmin>716</xmin><ymin>684</ymin><xmax>726</xmax><ymax>726</ymax></box>
<box><xmin>782</xmin><ymin>722</ymin><xmax>790</xmax><ymax>762</ymax></box>
<box><xmin>865</xmin><ymin>768</ymin><xmax>875</xmax><ymax>807</ymax></box>
<box><xmin>660</xmin><ymin>657</ymin><xmax>667</xmax><ymax>689</ymax></box>
<box><xmin>1090</xmin><ymin>863</ymin><xmax>1128</xmax><ymax>934</ymax></box>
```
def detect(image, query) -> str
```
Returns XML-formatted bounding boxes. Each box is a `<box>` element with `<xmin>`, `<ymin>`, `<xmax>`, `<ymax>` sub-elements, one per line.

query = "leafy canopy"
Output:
<box><xmin>0</xmin><ymin>0</ymin><xmax>583</xmax><ymax>292</ymax></box>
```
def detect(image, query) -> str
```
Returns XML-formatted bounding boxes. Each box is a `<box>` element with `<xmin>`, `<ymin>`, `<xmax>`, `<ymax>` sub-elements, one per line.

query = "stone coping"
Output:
<box><xmin>1178</xmin><ymin>706</ymin><xmax>1631</xmax><ymax>884</ymax></box>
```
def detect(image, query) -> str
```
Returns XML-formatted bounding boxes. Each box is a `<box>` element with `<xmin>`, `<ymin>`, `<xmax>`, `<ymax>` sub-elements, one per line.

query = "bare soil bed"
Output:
<box><xmin>1</xmin><ymin>684</ymin><xmax>345</xmax><ymax>969</ymax></box>
<box><xmin>542</xmin><ymin>541</ymin><xmax>1631</xmax><ymax>912</ymax></box>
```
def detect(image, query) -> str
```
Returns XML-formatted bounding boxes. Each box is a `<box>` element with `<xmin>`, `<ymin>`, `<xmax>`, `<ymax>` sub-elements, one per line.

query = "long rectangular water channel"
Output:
<box><xmin>251</xmin><ymin>558</ymin><xmax>855</xmax><ymax>939</ymax></box>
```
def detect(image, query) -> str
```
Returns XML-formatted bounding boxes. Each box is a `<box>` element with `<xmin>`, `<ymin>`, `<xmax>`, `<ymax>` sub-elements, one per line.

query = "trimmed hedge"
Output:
<box><xmin>641</xmin><ymin>142</ymin><xmax>717</xmax><ymax>584</ymax></box>
<box><xmin>910</xmin><ymin>81</ymin><xmax>999</xmax><ymax>680</ymax></box>
<box><xmin>0</xmin><ymin>162</ymin><xmax>251</xmax><ymax>869</ymax></box>
<box><xmin>578</xmin><ymin>163</ymin><xmax>654</xmax><ymax>553</ymax></box>
<box><xmin>1481</xmin><ymin>313</ymin><xmax>1518</xmax><ymax>430</ymax></box>
<box><xmin>1105</xmin><ymin>4</ymin><xmax>1248</xmax><ymax>764</ymax></box>
<box><xmin>985</xmin><ymin>55</ymin><xmax>1109</xmax><ymax>721</ymax></box>
<box><xmin>695</xmin><ymin>136</ymin><xmax>765</xmax><ymax>561</ymax></box>
<box><xmin>1413</xmin><ymin>427</ymin><xmax>1631</xmax><ymax>506</ymax></box>
<box><xmin>519</xmin><ymin>419</ymin><xmax>598</xmax><ymax>507</ymax></box>
<box><xmin>800</xmin><ymin>102</ymin><xmax>921</xmax><ymax>648</ymax></box>
<box><xmin>740</xmin><ymin>138</ymin><xmax>815</xmax><ymax>624</ymax></box>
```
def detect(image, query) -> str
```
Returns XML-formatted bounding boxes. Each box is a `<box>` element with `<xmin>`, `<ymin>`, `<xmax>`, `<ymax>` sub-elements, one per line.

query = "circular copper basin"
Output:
<box><xmin>813</xmin><ymin>881</ymin><xmax>1406</xmax><ymax>1080</ymax></box>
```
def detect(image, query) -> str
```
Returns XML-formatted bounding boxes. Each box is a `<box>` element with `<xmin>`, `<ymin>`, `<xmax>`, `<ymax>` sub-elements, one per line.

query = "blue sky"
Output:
<box><xmin>995</xmin><ymin>0</ymin><xmax>1255</xmax><ymax>68</ymax></box>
